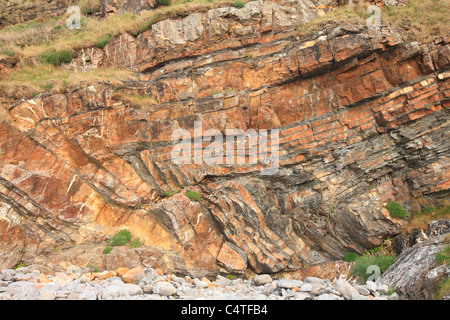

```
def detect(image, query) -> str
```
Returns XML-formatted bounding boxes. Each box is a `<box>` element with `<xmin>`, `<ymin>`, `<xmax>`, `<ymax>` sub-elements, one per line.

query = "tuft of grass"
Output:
<box><xmin>111</xmin><ymin>91</ymin><xmax>159</xmax><ymax>108</ymax></box>
<box><xmin>78</xmin><ymin>0</ymin><xmax>103</xmax><ymax>15</ymax></box>
<box><xmin>186</xmin><ymin>190</ymin><xmax>201</xmax><ymax>201</ymax></box>
<box><xmin>364</xmin><ymin>238</ymin><xmax>395</xmax><ymax>257</ymax></box>
<box><xmin>39</xmin><ymin>49</ymin><xmax>74</xmax><ymax>66</ymax></box>
<box><xmin>12</xmin><ymin>262</ymin><xmax>26</xmax><ymax>270</ymax></box>
<box><xmin>402</xmin><ymin>205</ymin><xmax>450</xmax><ymax>234</ymax></box>
<box><xmin>94</xmin><ymin>34</ymin><xmax>113</xmax><ymax>49</ymax></box>
<box><xmin>157</xmin><ymin>0</ymin><xmax>172</xmax><ymax>6</ymax></box>
<box><xmin>233</xmin><ymin>1</ymin><xmax>245</xmax><ymax>9</ymax></box>
<box><xmin>435</xmin><ymin>246</ymin><xmax>450</xmax><ymax>266</ymax></box>
<box><xmin>88</xmin><ymin>266</ymin><xmax>100</xmax><ymax>273</ymax></box>
<box><xmin>102</xmin><ymin>246</ymin><xmax>113</xmax><ymax>254</ymax></box>
<box><xmin>163</xmin><ymin>189</ymin><xmax>179</xmax><ymax>197</ymax></box>
<box><xmin>386</xmin><ymin>201</ymin><xmax>408</xmax><ymax>220</ymax></box>
<box><xmin>106</xmin><ymin>229</ymin><xmax>144</xmax><ymax>251</ymax></box>
<box><xmin>435</xmin><ymin>278</ymin><xmax>450</xmax><ymax>300</ymax></box>
<box><xmin>130</xmin><ymin>237</ymin><xmax>143</xmax><ymax>248</ymax></box>
<box><xmin>352</xmin><ymin>255</ymin><xmax>396</xmax><ymax>284</ymax></box>
<box><xmin>343</xmin><ymin>252</ymin><xmax>360</xmax><ymax>262</ymax></box>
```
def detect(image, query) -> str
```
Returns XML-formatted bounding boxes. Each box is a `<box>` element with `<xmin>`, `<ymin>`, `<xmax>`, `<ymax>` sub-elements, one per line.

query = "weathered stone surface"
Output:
<box><xmin>379</xmin><ymin>234</ymin><xmax>450</xmax><ymax>300</ymax></box>
<box><xmin>0</xmin><ymin>0</ymin><xmax>449</xmax><ymax>279</ymax></box>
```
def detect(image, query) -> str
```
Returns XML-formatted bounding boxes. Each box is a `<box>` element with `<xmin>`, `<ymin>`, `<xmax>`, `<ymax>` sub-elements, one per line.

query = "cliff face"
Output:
<box><xmin>0</xmin><ymin>0</ymin><xmax>449</xmax><ymax>277</ymax></box>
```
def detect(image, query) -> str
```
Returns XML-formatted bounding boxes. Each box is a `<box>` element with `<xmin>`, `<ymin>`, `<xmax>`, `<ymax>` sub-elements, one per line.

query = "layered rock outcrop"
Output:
<box><xmin>0</xmin><ymin>0</ymin><xmax>449</xmax><ymax>277</ymax></box>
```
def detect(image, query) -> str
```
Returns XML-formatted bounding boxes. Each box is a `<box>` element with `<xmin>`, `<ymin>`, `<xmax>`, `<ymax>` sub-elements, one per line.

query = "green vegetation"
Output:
<box><xmin>94</xmin><ymin>34</ymin><xmax>113</xmax><ymax>49</ymax></box>
<box><xmin>186</xmin><ymin>190</ymin><xmax>201</xmax><ymax>201</ymax></box>
<box><xmin>435</xmin><ymin>246</ymin><xmax>450</xmax><ymax>265</ymax></box>
<box><xmin>0</xmin><ymin>49</ymin><xmax>15</xmax><ymax>57</ymax></box>
<box><xmin>352</xmin><ymin>255</ymin><xmax>396</xmax><ymax>284</ymax></box>
<box><xmin>0</xmin><ymin>65</ymin><xmax>134</xmax><ymax>100</ymax></box>
<box><xmin>226</xmin><ymin>274</ymin><xmax>235</xmax><ymax>280</ymax></box>
<box><xmin>157</xmin><ymin>0</ymin><xmax>172</xmax><ymax>6</ymax></box>
<box><xmin>108</xmin><ymin>229</ymin><xmax>133</xmax><ymax>247</ymax></box>
<box><xmin>233</xmin><ymin>1</ymin><xmax>245</xmax><ymax>9</ymax></box>
<box><xmin>343</xmin><ymin>252</ymin><xmax>360</xmax><ymax>262</ymax></box>
<box><xmin>435</xmin><ymin>278</ymin><xmax>450</xmax><ymax>300</ymax></box>
<box><xmin>12</xmin><ymin>262</ymin><xmax>26</xmax><ymax>270</ymax></box>
<box><xmin>103</xmin><ymin>246</ymin><xmax>113</xmax><ymax>254</ymax></box>
<box><xmin>163</xmin><ymin>189</ymin><xmax>179</xmax><ymax>197</ymax></box>
<box><xmin>39</xmin><ymin>49</ymin><xmax>74</xmax><ymax>66</ymax></box>
<box><xmin>105</xmin><ymin>229</ymin><xmax>143</xmax><ymax>253</ymax></box>
<box><xmin>403</xmin><ymin>205</ymin><xmax>450</xmax><ymax>234</ymax></box>
<box><xmin>130</xmin><ymin>237</ymin><xmax>143</xmax><ymax>248</ymax></box>
<box><xmin>88</xmin><ymin>266</ymin><xmax>100</xmax><ymax>272</ymax></box>
<box><xmin>364</xmin><ymin>238</ymin><xmax>395</xmax><ymax>257</ymax></box>
<box><xmin>297</xmin><ymin>0</ymin><xmax>449</xmax><ymax>43</ymax></box>
<box><xmin>386</xmin><ymin>201</ymin><xmax>408</xmax><ymax>220</ymax></box>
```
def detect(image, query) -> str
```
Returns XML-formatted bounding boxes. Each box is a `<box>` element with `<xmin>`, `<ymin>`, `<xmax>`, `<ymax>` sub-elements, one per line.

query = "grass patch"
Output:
<box><xmin>0</xmin><ymin>65</ymin><xmax>135</xmax><ymax>99</ymax></box>
<box><xmin>12</xmin><ymin>262</ymin><xmax>26</xmax><ymax>270</ymax></box>
<box><xmin>352</xmin><ymin>255</ymin><xmax>396</xmax><ymax>284</ymax></box>
<box><xmin>364</xmin><ymin>238</ymin><xmax>395</xmax><ymax>257</ymax></box>
<box><xmin>106</xmin><ymin>229</ymin><xmax>143</xmax><ymax>251</ymax></box>
<box><xmin>108</xmin><ymin>229</ymin><xmax>133</xmax><ymax>247</ymax></box>
<box><xmin>186</xmin><ymin>190</ymin><xmax>201</xmax><ymax>201</ymax></box>
<box><xmin>343</xmin><ymin>252</ymin><xmax>360</xmax><ymax>262</ymax></box>
<box><xmin>435</xmin><ymin>278</ymin><xmax>450</xmax><ymax>300</ymax></box>
<box><xmin>102</xmin><ymin>246</ymin><xmax>113</xmax><ymax>254</ymax></box>
<box><xmin>39</xmin><ymin>49</ymin><xmax>74</xmax><ymax>66</ymax></box>
<box><xmin>435</xmin><ymin>246</ymin><xmax>450</xmax><ymax>266</ymax></box>
<box><xmin>297</xmin><ymin>0</ymin><xmax>449</xmax><ymax>43</ymax></box>
<box><xmin>111</xmin><ymin>91</ymin><xmax>159</xmax><ymax>108</ymax></box>
<box><xmin>402</xmin><ymin>205</ymin><xmax>450</xmax><ymax>234</ymax></box>
<box><xmin>157</xmin><ymin>0</ymin><xmax>172</xmax><ymax>6</ymax></box>
<box><xmin>94</xmin><ymin>34</ymin><xmax>113</xmax><ymax>49</ymax></box>
<box><xmin>386</xmin><ymin>201</ymin><xmax>408</xmax><ymax>220</ymax></box>
<box><xmin>163</xmin><ymin>189</ymin><xmax>179</xmax><ymax>197</ymax></box>
<box><xmin>233</xmin><ymin>1</ymin><xmax>245</xmax><ymax>9</ymax></box>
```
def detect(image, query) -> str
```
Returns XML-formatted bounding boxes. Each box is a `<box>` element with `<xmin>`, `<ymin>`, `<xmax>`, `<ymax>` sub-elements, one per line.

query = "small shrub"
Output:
<box><xmin>435</xmin><ymin>246</ymin><xmax>450</xmax><ymax>265</ymax></box>
<box><xmin>186</xmin><ymin>190</ymin><xmax>201</xmax><ymax>201</ymax></box>
<box><xmin>386</xmin><ymin>201</ymin><xmax>408</xmax><ymax>220</ymax></box>
<box><xmin>233</xmin><ymin>1</ymin><xmax>245</xmax><ymax>9</ymax></box>
<box><xmin>108</xmin><ymin>229</ymin><xmax>132</xmax><ymax>247</ymax></box>
<box><xmin>352</xmin><ymin>255</ymin><xmax>396</xmax><ymax>283</ymax></box>
<box><xmin>226</xmin><ymin>274</ymin><xmax>235</xmax><ymax>280</ymax></box>
<box><xmin>343</xmin><ymin>252</ymin><xmax>360</xmax><ymax>262</ymax></box>
<box><xmin>40</xmin><ymin>50</ymin><xmax>74</xmax><ymax>66</ymax></box>
<box><xmin>103</xmin><ymin>246</ymin><xmax>113</xmax><ymax>254</ymax></box>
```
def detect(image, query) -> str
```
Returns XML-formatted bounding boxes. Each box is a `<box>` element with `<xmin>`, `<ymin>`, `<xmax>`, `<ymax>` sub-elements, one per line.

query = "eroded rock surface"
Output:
<box><xmin>0</xmin><ymin>0</ymin><xmax>449</xmax><ymax>278</ymax></box>
<box><xmin>379</xmin><ymin>233</ymin><xmax>449</xmax><ymax>300</ymax></box>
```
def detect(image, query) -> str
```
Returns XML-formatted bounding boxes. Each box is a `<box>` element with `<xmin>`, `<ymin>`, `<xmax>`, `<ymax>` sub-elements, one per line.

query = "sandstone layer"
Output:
<box><xmin>0</xmin><ymin>0</ymin><xmax>449</xmax><ymax>277</ymax></box>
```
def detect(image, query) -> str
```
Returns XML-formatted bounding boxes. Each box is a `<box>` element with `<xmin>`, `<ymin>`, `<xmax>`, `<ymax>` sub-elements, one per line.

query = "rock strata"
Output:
<box><xmin>0</xmin><ymin>0</ymin><xmax>449</xmax><ymax>279</ymax></box>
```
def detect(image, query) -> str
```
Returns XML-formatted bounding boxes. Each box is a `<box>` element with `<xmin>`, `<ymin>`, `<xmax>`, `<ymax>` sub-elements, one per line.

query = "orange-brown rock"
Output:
<box><xmin>0</xmin><ymin>0</ymin><xmax>449</xmax><ymax>277</ymax></box>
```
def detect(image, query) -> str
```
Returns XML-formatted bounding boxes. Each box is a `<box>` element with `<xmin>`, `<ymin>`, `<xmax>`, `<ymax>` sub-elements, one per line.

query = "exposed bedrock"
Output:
<box><xmin>0</xmin><ymin>0</ymin><xmax>449</xmax><ymax>277</ymax></box>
